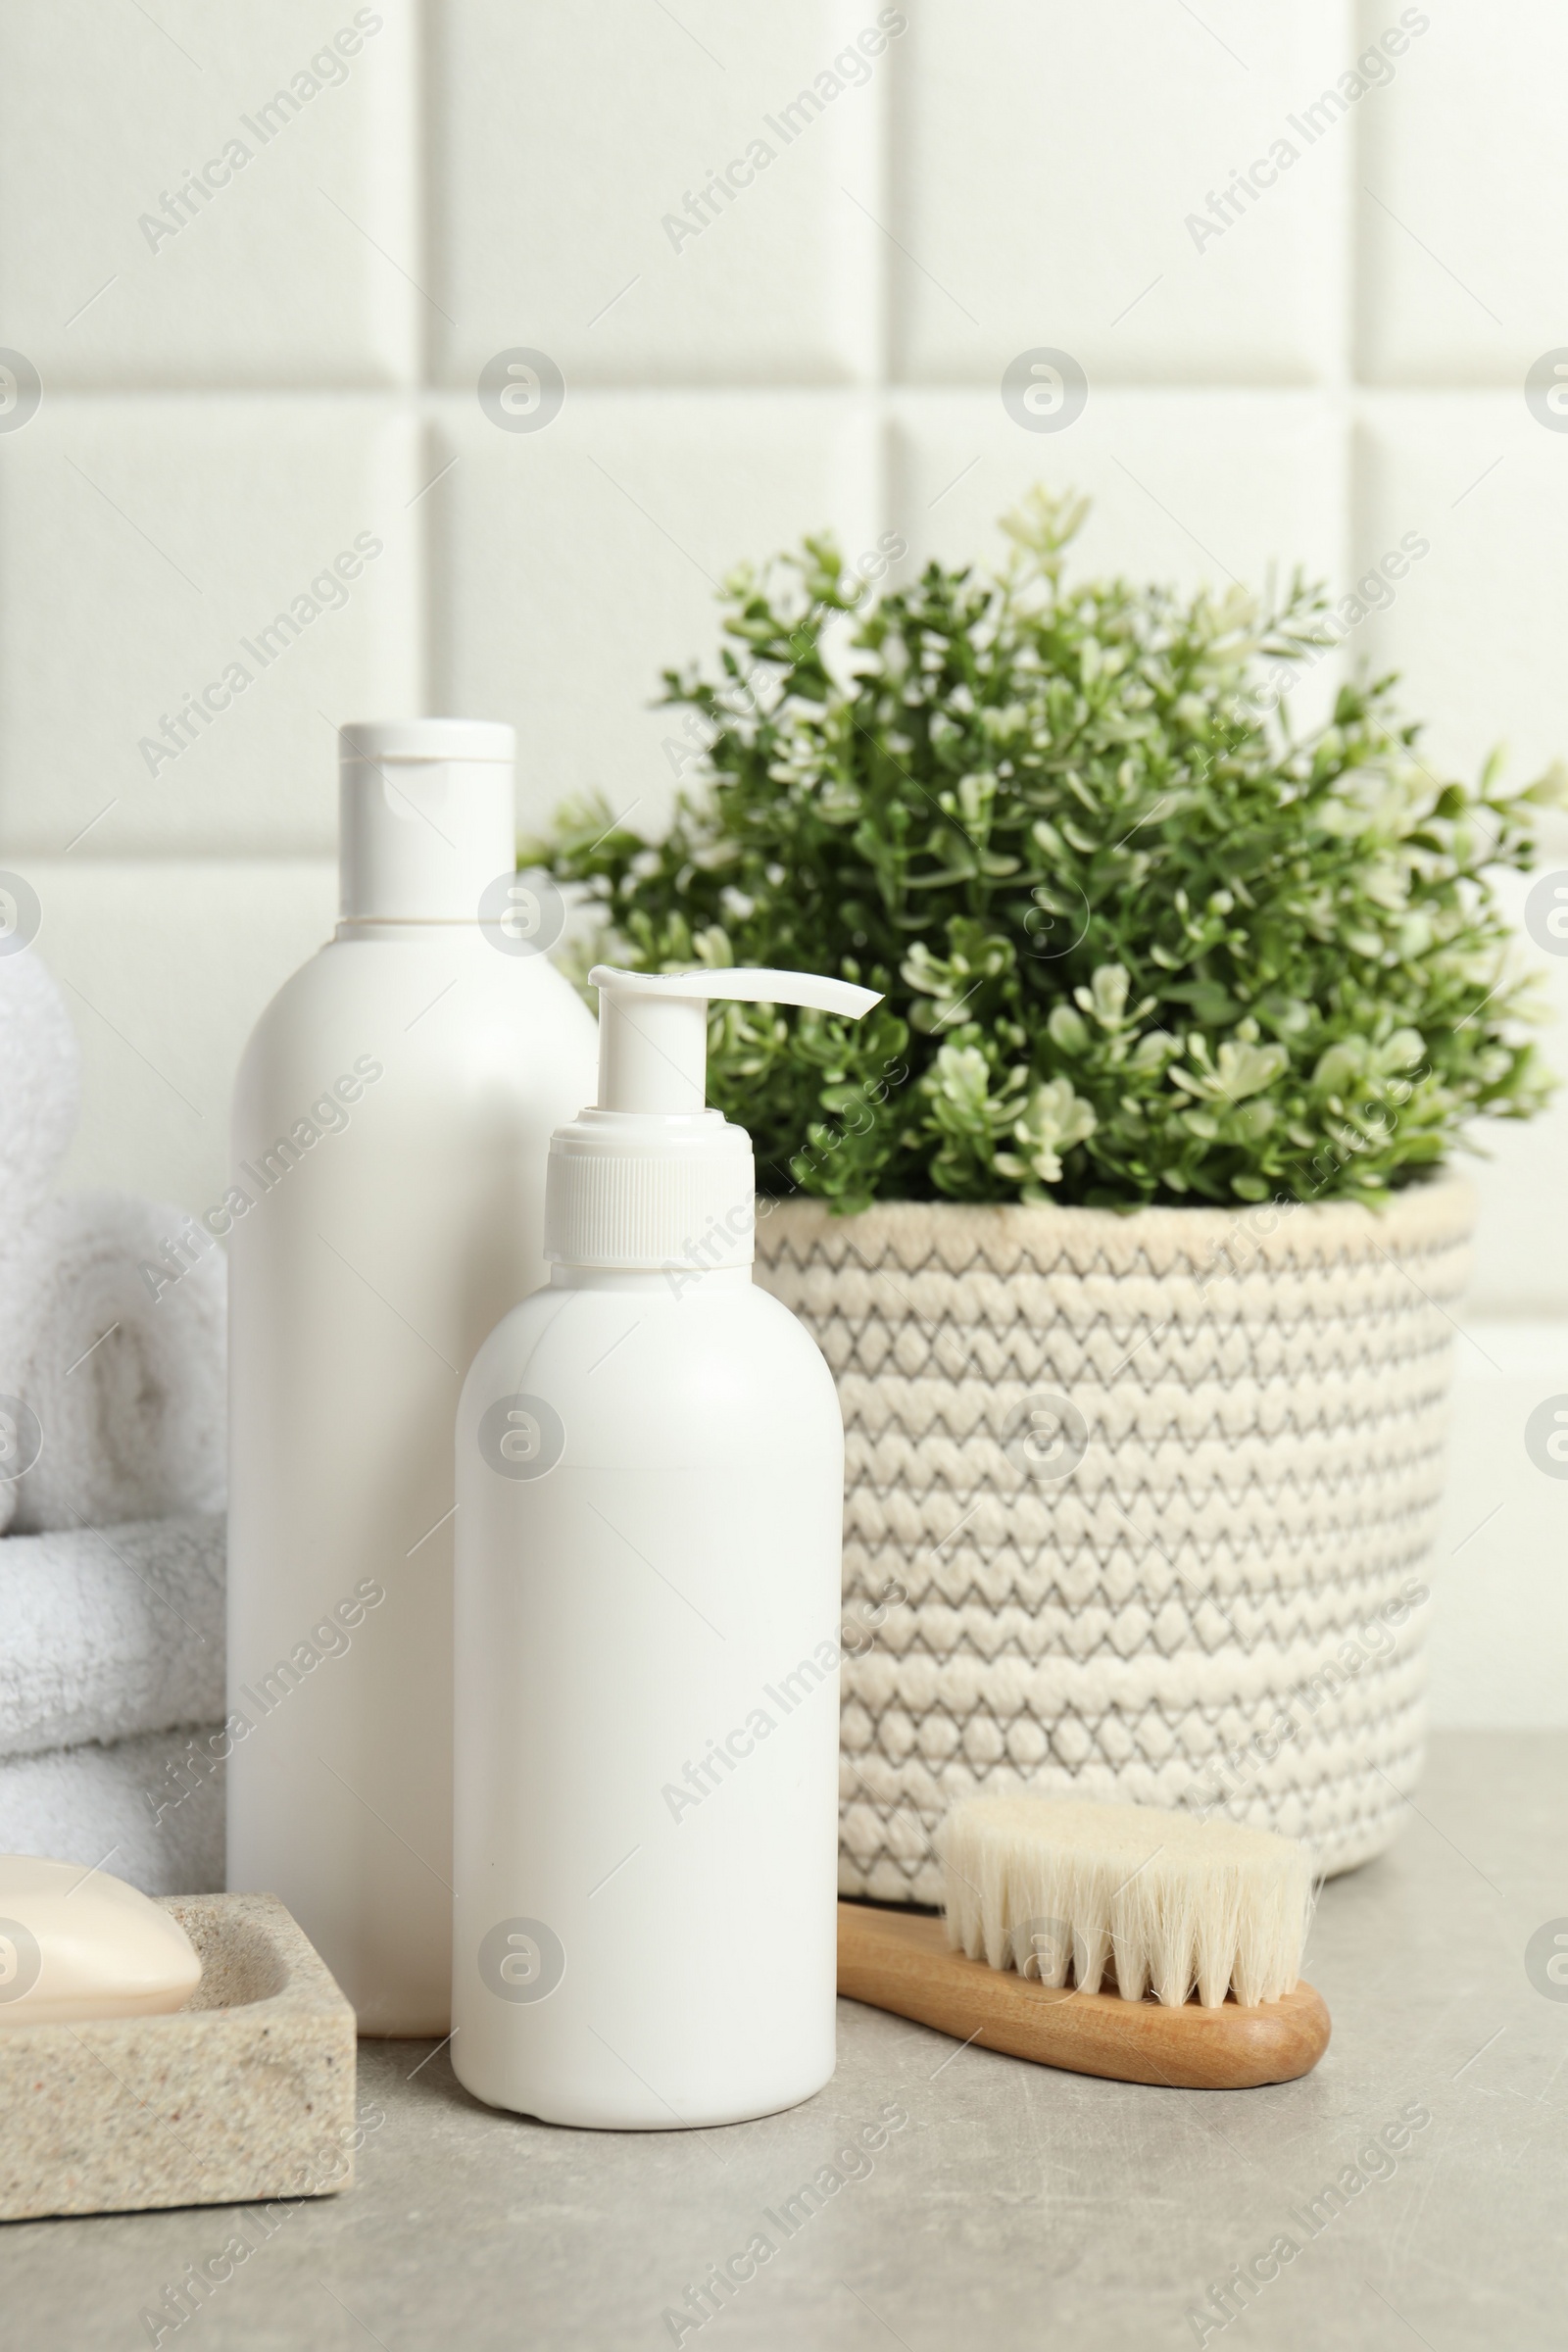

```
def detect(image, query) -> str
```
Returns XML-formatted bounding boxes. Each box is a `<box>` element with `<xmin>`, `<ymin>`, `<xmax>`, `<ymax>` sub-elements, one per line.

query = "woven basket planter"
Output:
<box><xmin>754</xmin><ymin>1177</ymin><xmax>1474</xmax><ymax>1903</ymax></box>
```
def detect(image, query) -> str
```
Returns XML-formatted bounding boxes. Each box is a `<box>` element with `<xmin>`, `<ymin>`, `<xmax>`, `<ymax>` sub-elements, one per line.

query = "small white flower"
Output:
<box><xmin>1129</xmin><ymin>1027</ymin><xmax>1179</xmax><ymax>1072</ymax></box>
<box><xmin>996</xmin><ymin>1077</ymin><xmax>1098</xmax><ymax>1185</ymax></box>
<box><xmin>1172</xmin><ymin>1038</ymin><xmax>1288</xmax><ymax>1103</ymax></box>
<box><xmin>933</xmin><ymin>1043</ymin><xmax>992</xmax><ymax>1114</ymax></box>
<box><xmin>1211</xmin><ymin>1039</ymin><xmax>1289</xmax><ymax>1101</ymax></box>
<box><xmin>1074</xmin><ymin>963</ymin><xmax>1131</xmax><ymax>1029</ymax></box>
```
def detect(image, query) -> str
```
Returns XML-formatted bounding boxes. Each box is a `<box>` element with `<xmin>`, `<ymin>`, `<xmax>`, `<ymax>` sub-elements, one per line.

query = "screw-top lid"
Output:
<box><xmin>338</xmin><ymin>717</ymin><xmax>516</xmax><ymax>923</ymax></box>
<box><xmin>544</xmin><ymin>965</ymin><xmax>882</xmax><ymax>1274</ymax></box>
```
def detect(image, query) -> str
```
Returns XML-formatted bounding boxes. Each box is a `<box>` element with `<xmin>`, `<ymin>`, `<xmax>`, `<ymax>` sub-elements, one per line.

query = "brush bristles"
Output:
<box><xmin>937</xmin><ymin>1796</ymin><xmax>1313</xmax><ymax>2009</ymax></box>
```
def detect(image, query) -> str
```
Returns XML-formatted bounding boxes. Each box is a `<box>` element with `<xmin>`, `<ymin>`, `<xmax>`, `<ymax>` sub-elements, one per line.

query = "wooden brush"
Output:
<box><xmin>836</xmin><ymin>1796</ymin><xmax>1331</xmax><ymax>2089</ymax></box>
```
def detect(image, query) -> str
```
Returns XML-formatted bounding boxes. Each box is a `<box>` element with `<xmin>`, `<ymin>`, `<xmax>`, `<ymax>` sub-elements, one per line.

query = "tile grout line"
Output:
<box><xmin>868</xmin><ymin>0</ymin><xmax>897</xmax><ymax>574</ymax></box>
<box><xmin>1332</xmin><ymin>0</ymin><xmax>1360</xmax><ymax>677</ymax></box>
<box><xmin>409</xmin><ymin>0</ymin><xmax>439</xmax><ymax>708</ymax></box>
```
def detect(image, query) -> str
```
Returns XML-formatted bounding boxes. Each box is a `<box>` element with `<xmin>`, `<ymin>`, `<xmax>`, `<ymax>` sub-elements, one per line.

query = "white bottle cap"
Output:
<box><xmin>544</xmin><ymin>965</ymin><xmax>882</xmax><ymax>1273</ymax></box>
<box><xmin>338</xmin><ymin>718</ymin><xmax>516</xmax><ymax>923</ymax></box>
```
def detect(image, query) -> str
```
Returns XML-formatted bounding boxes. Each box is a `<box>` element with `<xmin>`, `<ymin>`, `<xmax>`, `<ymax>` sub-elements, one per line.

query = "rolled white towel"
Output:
<box><xmin>0</xmin><ymin>1191</ymin><xmax>225</xmax><ymax>1535</ymax></box>
<box><xmin>0</xmin><ymin>1722</ymin><xmax>225</xmax><ymax>1896</ymax></box>
<box><xmin>0</xmin><ymin>944</ymin><xmax>80</xmax><ymax>1220</ymax></box>
<box><xmin>0</xmin><ymin>1511</ymin><xmax>224</xmax><ymax>1760</ymax></box>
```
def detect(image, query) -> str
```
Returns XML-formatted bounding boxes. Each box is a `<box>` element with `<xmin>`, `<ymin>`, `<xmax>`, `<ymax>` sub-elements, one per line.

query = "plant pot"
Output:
<box><xmin>753</xmin><ymin>1177</ymin><xmax>1474</xmax><ymax>1902</ymax></box>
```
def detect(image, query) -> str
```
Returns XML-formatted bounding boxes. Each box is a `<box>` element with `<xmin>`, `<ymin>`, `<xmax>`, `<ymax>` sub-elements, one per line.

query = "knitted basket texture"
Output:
<box><xmin>753</xmin><ymin>1178</ymin><xmax>1474</xmax><ymax>1903</ymax></box>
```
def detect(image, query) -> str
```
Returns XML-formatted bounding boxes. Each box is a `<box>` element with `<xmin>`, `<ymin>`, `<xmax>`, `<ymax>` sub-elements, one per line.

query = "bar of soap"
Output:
<box><xmin>0</xmin><ymin>1854</ymin><xmax>202</xmax><ymax>2025</ymax></box>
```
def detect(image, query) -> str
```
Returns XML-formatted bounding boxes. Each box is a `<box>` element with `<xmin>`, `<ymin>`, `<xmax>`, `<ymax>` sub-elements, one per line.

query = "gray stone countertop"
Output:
<box><xmin>3</xmin><ymin>1731</ymin><xmax>1564</xmax><ymax>2350</ymax></box>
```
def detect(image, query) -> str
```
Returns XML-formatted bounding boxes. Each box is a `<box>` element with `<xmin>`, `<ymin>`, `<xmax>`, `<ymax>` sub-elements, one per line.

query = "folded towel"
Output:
<box><xmin>0</xmin><ymin>1722</ymin><xmax>225</xmax><ymax>1896</ymax></box>
<box><xmin>0</xmin><ymin>1511</ymin><xmax>224</xmax><ymax>1760</ymax></box>
<box><xmin>0</xmin><ymin>946</ymin><xmax>80</xmax><ymax>1221</ymax></box>
<box><xmin>0</xmin><ymin>1192</ymin><xmax>225</xmax><ymax>1535</ymax></box>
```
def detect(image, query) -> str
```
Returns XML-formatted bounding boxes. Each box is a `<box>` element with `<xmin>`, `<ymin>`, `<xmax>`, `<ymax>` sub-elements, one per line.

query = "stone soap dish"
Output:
<box><xmin>0</xmin><ymin>1892</ymin><xmax>357</xmax><ymax>2222</ymax></box>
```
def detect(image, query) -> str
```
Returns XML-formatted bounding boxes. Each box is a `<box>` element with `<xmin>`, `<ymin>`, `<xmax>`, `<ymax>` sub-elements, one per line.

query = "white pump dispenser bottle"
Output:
<box><xmin>452</xmin><ymin>964</ymin><xmax>881</xmax><ymax>2128</ymax></box>
<box><xmin>226</xmin><ymin>719</ymin><xmax>598</xmax><ymax>2035</ymax></box>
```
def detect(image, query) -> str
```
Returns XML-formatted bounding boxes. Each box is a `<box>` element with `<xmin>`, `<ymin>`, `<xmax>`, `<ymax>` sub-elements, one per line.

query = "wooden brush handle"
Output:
<box><xmin>837</xmin><ymin>1903</ymin><xmax>1331</xmax><ymax>2089</ymax></box>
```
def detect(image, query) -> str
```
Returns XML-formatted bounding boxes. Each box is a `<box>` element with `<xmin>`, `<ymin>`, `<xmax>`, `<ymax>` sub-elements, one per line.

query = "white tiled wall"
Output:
<box><xmin>1</xmin><ymin>1</ymin><xmax>1562</xmax><ymax>1720</ymax></box>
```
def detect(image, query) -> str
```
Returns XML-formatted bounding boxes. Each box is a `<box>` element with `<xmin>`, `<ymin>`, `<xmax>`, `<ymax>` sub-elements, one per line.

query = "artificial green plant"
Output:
<box><xmin>535</xmin><ymin>491</ymin><xmax>1559</xmax><ymax>1211</ymax></box>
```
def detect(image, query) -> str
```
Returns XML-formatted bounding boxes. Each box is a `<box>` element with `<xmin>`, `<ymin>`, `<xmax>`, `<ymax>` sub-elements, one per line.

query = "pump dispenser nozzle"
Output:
<box><xmin>543</xmin><ymin>965</ymin><xmax>883</xmax><ymax>1274</ymax></box>
<box><xmin>589</xmin><ymin>964</ymin><xmax>881</xmax><ymax>1116</ymax></box>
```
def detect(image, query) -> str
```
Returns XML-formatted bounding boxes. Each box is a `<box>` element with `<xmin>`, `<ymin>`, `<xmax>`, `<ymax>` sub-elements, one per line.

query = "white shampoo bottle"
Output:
<box><xmin>452</xmin><ymin>963</ymin><xmax>880</xmax><ymax>2128</ymax></box>
<box><xmin>226</xmin><ymin>719</ymin><xmax>598</xmax><ymax>2034</ymax></box>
